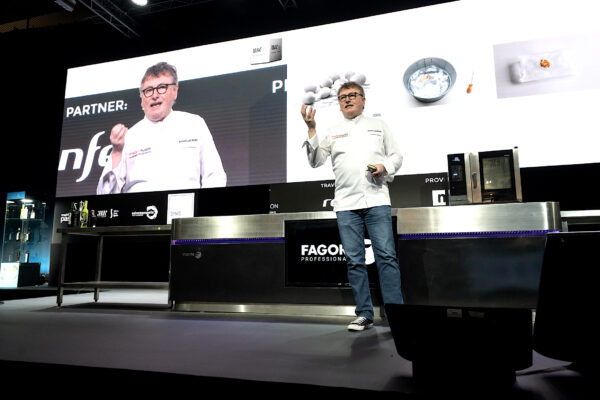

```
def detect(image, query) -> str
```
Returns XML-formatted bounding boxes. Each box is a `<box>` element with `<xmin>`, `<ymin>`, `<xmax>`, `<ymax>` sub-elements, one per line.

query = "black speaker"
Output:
<box><xmin>385</xmin><ymin>303</ymin><xmax>532</xmax><ymax>390</ymax></box>
<box><xmin>533</xmin><ymin>231</ymin><xmax>599</xmax><ymax>373</ymax></box>
<box><xmin>17</xmin><ymin>262</ymin><xmax>41</xmax><ymax>287</ymax></box>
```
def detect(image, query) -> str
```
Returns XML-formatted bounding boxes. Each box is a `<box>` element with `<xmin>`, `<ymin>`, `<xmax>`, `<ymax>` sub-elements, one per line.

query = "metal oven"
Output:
<box><xmin>447</xmin><ymin>147</ymin><xmax>522</xmax><ymax>205</ymax></box>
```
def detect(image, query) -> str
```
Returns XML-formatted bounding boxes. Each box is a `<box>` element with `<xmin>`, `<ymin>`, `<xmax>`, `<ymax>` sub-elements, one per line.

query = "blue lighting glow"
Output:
<box><xmin>399</xmin><ymin>230</ymin><xmax>560</xmax><ymax>240</ymax></box>
<box><xmin>173</xmin><ymin>237</ymin><xmax>285</xmax><ymax>245</ymax></box>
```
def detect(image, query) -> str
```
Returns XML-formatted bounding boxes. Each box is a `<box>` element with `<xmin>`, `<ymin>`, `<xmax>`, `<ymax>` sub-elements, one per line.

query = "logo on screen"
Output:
<box><xmin>96</xmin><ymin>209</ymin><xmax>119</xmax><ymax>219</ymax></box>
<box><xmin>132</xmin><ymin>205</ymin><xmax>158</xmax><ymax>220</ymax></box>
<box><xmin>57</xmin><ymin>131</ymin><xmax>111</xmax><ymax>183</ymax></box>
<box><xmin>60</xmin><ymin>213</ymin><xmax>70</xmax><ymax>223</ymax></box>
<box><xmin>182</xmin><ymin>251</ymin><xmax>202</xmax><ymax>259</ymax></box>
<box><xmin>432</xmin><ymin>190</ymin><xmax>447</xmax><ymax>206</ymax></box>
<box><xmin>298</xmin><ymin>240</ymin><xmax>374</xmax><ymax>265</ymax></box>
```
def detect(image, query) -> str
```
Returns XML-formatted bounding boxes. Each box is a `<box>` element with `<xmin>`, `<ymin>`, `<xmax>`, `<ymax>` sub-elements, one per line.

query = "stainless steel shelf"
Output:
<box><xmin>57</xmin><ymin>225</ymin><xmax>171</xmax><ymax>235</ymax></box>
<box><xmin>61</xmin><ymin>281</ymin><xmax>168</xmax><ymax>289</ymax></box>
<box><xmin>56</xmin><ymin>225</ymin><xmax>172</xmax><ymax>306</ymax></box>
<box><xmin>560</xmin><ymin>210</ymin><xmax>600</xmax><ymax>231</ymax></box>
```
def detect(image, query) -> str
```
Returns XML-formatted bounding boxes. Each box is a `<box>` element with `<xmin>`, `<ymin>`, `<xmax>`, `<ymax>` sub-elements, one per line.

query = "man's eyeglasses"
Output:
<box><xmin>337</xmin><ymin>92</ymin><xmax>362</xmax><ymax>102</ymax></box>
<box><xmin>141</xmin><ymin>83</ymin><xmax>177</xmax><ymax>98</ymax></box>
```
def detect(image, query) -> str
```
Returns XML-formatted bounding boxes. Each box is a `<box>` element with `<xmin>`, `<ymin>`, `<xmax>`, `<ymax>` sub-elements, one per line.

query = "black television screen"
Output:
<box><xmin>285</xmin><ymin>217</ymin><xmax>397</xmax><ymax>287</ymax></box>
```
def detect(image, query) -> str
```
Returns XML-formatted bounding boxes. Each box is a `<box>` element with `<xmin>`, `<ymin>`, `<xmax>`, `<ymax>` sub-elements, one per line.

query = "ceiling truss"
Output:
<box><xmin>5</xmin><ymin>0</ymin><xmax>301</xmax><ymax>38</ymax></box>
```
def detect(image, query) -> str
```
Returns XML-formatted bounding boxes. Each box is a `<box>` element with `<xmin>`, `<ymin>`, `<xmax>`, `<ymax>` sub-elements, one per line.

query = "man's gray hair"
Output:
<box><xmin>141</xmin><ymin>62</ymin><xmax>178</xmax><ymax>86</ymax></box>
<box><xmin>339</xmin><ymin>81</ymin><xmax>364</xmax><ymax>97</ymax></box>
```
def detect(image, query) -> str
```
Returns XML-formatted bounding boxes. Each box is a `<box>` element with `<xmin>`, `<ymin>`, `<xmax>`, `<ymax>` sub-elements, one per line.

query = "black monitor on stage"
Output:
<box><xmin>533</xmin><ymin>231</ymin><xmax>599</xmax><ymax>373</ymax></box>
<box><xmin>385</xmin><ymin>303</ymin><xmax>533</xmax><ymax>391</ymax></box>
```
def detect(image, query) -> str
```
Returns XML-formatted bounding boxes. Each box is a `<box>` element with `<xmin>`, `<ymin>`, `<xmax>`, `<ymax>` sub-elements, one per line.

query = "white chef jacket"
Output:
<box><xmin>97</xmin><ymin>110</ymin><xmax>227</xmax><ymax>194</ymax></box>
<box><xmin>304</xmin><ymin>114</ymin><xmax>403</xmax><ymax>212</ymax></box>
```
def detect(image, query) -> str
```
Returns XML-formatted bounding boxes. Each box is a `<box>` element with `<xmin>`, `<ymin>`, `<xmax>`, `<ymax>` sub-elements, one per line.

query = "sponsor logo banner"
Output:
<box><xmin>284</xmin><ymin>219</ymin><xmax>382</xmax><ymax>288</ymax></box>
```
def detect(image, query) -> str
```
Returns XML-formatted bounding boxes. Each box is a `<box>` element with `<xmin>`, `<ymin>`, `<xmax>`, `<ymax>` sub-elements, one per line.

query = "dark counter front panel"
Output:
<box><xmin>169</xmin><ymin>241</ymin><xmax>358</xmax><ymax>306</ymax></box>
<box><xmin>398</xmin><ymin>235</ymin><xmax>547</xmax><ymax>308</ymax></box>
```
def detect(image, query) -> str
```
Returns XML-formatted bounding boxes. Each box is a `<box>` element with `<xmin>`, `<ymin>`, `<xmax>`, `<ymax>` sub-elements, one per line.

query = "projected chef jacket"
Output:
<box><xmin>97</xmin><ymin>110</ymin><xmax>227</xmax><ymax>194</ymax></box>
<box><xmin>304</xmin><ymin>114</ymin><xmax>403</xmax><ymax>212</ymax></box>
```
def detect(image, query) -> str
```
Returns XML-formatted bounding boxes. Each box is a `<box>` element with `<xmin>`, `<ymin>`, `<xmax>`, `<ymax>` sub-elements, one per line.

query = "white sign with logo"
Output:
<box><xmin>432</xmin><ymin>189</ymin><xmax>447</xmax><ymax>206</ymax></box>
<box><xmin>0</xmin><ymin>262</ymin><xmax>20</xmax><ymax>288</ymax></box>
<box><xmin>167</xmin><ymin>193</ymin><xmax>195</xmax><ymax>224</ymax></box>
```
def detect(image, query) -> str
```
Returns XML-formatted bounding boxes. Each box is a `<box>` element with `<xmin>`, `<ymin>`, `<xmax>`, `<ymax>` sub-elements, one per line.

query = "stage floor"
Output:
<box><xmin>0</xmin><ymin>289</ymin><xmax>590</xmax><ymax>398</ymax></box>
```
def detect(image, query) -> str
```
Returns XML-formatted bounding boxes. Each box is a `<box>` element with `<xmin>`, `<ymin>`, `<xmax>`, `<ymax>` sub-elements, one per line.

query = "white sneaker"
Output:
<box><xmin>347</xmin><ymin>317</ymin><xmax>374</xmax><ymax>331</ymax></box>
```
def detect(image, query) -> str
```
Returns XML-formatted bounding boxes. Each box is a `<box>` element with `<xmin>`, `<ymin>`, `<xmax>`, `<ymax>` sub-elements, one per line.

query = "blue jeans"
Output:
<box><xmin>336</xmin><ymin>205</ymin><xmax>404</xmax><ymax>321</ymax></box>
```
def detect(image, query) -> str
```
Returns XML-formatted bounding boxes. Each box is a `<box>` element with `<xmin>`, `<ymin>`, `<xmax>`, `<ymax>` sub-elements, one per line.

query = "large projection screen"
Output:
<box><xmin>56</xmin><ymin>0</ymin><xmax>600</xmax><ymax>198</ymax></box>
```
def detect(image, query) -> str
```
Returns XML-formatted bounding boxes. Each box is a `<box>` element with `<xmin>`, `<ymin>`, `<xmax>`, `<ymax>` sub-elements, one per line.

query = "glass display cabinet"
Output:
<box><xmin>3</xmin><ymin>198</ymin><xmax>46</xmax><ymax>262</ymax></box>
<box><xmin>1</xmin><ymin>195</ymin><xmax>47</xmax><ymax>288</ymax></box>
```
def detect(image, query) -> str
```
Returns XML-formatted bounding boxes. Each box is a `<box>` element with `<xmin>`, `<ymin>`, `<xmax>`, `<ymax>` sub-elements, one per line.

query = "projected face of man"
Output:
<box><xmin>337</xmin><ymin>84</ymin><xmax>365</xmax><ymax>120</ymax></box>
<box><xmin>140</xmin><ymin>73</ymin><xmax>179</xmax><ymax>122</ymax></box>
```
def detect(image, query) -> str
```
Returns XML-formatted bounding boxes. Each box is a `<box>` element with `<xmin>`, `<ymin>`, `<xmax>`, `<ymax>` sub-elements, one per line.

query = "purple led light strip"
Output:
<box><xmin>172</xmin><ymin>237</ymin><xmax>284</xmax><ymax>245</ymax></box>
<box><xmin>399</xmin><ymin>230</ymin><xmax>559</xmax><ymax>240</ymax></box>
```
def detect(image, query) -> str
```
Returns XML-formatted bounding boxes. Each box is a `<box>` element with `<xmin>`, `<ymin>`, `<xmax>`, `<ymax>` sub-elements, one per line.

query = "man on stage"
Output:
<box><xmin>301</xmin><ymin>81</ymin><xmax>404</xmax><ymax>331</ymax></box>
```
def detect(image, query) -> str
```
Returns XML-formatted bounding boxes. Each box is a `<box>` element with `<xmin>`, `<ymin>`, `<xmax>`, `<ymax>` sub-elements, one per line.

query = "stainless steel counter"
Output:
<box><xmin>54</xmin><ymin>202</ymin><xmax>561</xmax><ymax>312</ymax></box>
<box><xmin>394</xmin><ymin>202</ymin><xmax>560</xmax><ymax>234</ymax></box>
<box><xmin>170</xmin><ymin>202</ymin><xmax>561</xmax><ymax>314</ymax></box>
<box><xmin>172</xmin><ymin>202</ymin><xmax>561</xmax><ymax>240</ymax></box>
